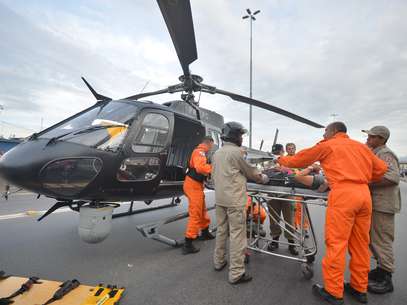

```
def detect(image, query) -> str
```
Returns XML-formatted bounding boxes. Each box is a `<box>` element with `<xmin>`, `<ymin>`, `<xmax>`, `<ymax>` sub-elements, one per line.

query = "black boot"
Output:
<box><xmin>182</xmin><ymin>238</ymin><xmax>200</xmax><ymax>255</ymax></box>
<box><xmin>312</xmin><ymin>284</ymin><xmax>344</xmax><ymax>305</ymax></box>
<box><xmin>344</xmin><ymin>282</ymin><xmax>367</xmax><ymax>303</ymax></box>
<box><xmin>288</xmin><ymin>239</ymin><xmax>299</xmax><ymax>256</ymax></box>
<box><xmin>267</xmin><ymin>236</ymin><xmax>279</xmax><ymax>251</ymax></box>
<box><xmin>198</xmin><ymin>227</ymin><xmax>215</xmax><ymax>240</ymax></box>
<box><xmin>368</xmin><ymin>266</ymin><xmax>382</xmax><ymax>282</ymax></box>
<box><xmin>368</xmin><ymin>269</ymin><xmax>394</xmax><ymax>294</ymax></box>
<box><xmin>230</xmin><ymin>273</ymin><xmax>253</xmax><ymax>285</ymax></box>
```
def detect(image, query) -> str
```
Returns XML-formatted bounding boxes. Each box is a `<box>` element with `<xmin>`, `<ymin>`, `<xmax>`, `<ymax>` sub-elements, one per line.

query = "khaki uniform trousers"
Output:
<box><xmin>268</xmin><ymin>199</ymin><xmax>295</xmax><ymax>240</ymax></box>
<box><xmin>213</xmin><ymin>205</ymin><xmax>247</xmax><ymax>283</ymax></box>
<box><xmin>370</xmin><ymin>210</ymin><xmax>395</xmax><ymax>273</ymax></box>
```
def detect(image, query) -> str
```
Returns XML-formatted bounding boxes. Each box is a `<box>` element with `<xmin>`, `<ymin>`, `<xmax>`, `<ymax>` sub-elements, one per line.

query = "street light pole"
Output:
<box><xmin>0</xmin><ymin>105</ymin><xmax>4</xmax><ymax>138</ymax></box>
<box><xmin>243</xmin><ymin>9</ymin><xmax>260</xmax><ymax>148</ymax></box>
<box><xmin>330</xmin><ymin>113</ymin><xmax>338</xmax><ymax>122</ymax></box>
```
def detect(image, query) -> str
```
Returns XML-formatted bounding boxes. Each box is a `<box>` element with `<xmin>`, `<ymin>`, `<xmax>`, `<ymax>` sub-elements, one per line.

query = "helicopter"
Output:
<box><xmin>0</xmin><ymin>0</ymin><xmax>323</xmax><ymax>243</ymax></box>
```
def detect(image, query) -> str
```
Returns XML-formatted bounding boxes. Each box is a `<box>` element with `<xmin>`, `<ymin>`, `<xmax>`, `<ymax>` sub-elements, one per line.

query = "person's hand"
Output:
<box><xmin>279</xmin><ymin>166</ymin><xmax>293</xmax><ymax>174</ymax></box>
<box><xmin>260</xmin><ymin>174</ymin><xmax>269</xmax><ymax>184</ymax></box>
<box><xmin>311</xmin><ymin>163</ymin><xmax>321</xmax><ymax>172</ymax></box>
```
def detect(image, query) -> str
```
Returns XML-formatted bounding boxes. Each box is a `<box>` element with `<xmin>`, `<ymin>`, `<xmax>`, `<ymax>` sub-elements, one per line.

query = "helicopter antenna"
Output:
<box><xmin>139</xmin><ymin>80</ymin><xmax>150</xmax><ymax>93</ymax></box>
<box><xmin>81</xmin><ymin>77</ymin><xmax>112</xmax><ymax>102</ymax></box>
<box><xmin>272</xmin><ymin>128</ymin><xmax>279</xmax><ymax>146</ymax></box>
<box><xmin>259</xmin><ymin>139</ymin><xmax>264</xmax><ymax>151</ymax></box>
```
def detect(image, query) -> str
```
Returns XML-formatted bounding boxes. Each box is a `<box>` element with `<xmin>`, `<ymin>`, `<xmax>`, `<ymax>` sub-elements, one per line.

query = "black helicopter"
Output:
<box><xmin>0</xmin><ymin>1</ymin><xmax>323</xmax><ymax>224</ymax></box>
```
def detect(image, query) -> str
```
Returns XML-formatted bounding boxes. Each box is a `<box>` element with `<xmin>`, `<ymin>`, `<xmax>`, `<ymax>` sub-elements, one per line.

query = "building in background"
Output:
<box><xmin>0</xmin><ymin>138</ymin><xmax>23</xmax><ymax>155</ymax></box>
<box><xmin>400</xmin><ymin>157</ymin><xmax>407</xmax><ymax>177</ymax></box>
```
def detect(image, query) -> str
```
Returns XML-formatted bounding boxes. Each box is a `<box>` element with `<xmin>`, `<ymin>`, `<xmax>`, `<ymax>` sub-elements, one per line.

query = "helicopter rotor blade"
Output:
<box><xmin>157</xmin><ymin>0</ymin><xmax>197</xmax><ymax>77</ymax></box>
<box><xmin>123</xmin><ymin>83</ymin><xmax>185</xmax><ymax>101</ymax></box>
<box><xmin>124</xmin><ymin>88</ymin><xmax>170</xmax><ymax>101</ymax></box>
<box><xmin>201</xmin><ymin>85</ymin><xmax>324</xmax><ymax>128</ymax></box>
<box><xmin>81</xmin><ymin>77</ymin><xmax>112</xmax><ymax>102</ymax></box>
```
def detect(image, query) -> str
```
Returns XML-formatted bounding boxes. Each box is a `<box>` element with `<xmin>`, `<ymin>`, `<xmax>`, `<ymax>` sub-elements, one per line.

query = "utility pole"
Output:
<box><xmin>242</xmin><ymin>8</ymin><xmax>260</xmax><ymax>148</ymax></box>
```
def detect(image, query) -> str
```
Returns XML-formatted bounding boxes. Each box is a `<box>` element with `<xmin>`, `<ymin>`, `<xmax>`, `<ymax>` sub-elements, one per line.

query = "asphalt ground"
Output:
<box><xmin>0</xmin><ymin>183</ymin><xmax>406</xmax><ymax>305</ymax></box>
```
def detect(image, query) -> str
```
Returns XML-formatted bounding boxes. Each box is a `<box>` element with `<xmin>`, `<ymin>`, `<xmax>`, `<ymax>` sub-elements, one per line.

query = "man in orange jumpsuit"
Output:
<box><xmin>278</xmin><ymin>122</ymin><xmax>387</xmax><ymax>305</ymax></box>
<box><xmin>182</xmin><ymin>136</ymin><xmax>215</xmax><ymax>255</ymax></box>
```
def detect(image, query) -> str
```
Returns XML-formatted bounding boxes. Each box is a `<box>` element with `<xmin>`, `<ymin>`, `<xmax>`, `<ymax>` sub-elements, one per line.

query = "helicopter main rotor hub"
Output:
<box><xmin>179</xmin><ymin>74</ymin><xmax>203</xmax><ymax>84</ymax></box>
<box><xmin>178</xmin><ymin>74</ymin><xmax>204</xmax><ymax>93</ymax></box>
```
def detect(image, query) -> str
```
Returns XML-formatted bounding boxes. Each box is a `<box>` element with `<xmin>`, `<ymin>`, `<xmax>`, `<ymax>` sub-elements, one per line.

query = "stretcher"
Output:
<box><xmin>246</xmin><ymin>182</ymin><xmax>327</xmax><ymax>280</ymax></box>
<box><xmin>0</xmin><ymin>276</ymin><xmax>125</xmax><ymax>305</ymax></box>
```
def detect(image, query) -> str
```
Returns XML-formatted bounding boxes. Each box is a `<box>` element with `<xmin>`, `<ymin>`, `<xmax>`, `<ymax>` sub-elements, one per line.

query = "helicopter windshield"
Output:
<box><xmin>39</xmin><ymin>100</ymin><xmax>138</xmax><ymax>152</ymax></box>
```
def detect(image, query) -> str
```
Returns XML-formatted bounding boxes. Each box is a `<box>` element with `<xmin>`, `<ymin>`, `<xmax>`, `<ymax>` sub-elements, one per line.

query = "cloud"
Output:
<box><xmin>0</xmin><ymin>0</ymin><xmax>406</xmax><ymax>156</ymax></box>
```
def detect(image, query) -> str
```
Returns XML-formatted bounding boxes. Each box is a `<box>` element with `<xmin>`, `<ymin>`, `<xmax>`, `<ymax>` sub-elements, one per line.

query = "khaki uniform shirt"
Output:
<box><xmin>370</xmin><ymin>145</ymin><xmax>401</xmax><ymax>214</ymax></box>
<box><xmin>212</xmin><ymin>142</ymin><xmax>261</xmax><ymax>208</ymax></box>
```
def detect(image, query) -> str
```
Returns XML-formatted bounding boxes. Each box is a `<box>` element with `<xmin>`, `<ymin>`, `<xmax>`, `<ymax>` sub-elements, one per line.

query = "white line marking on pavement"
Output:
<box><xmin>0</xmin><ymin>191</ymin><xmax>214</xmax><ymax>221</ymax></box>
<box><xmin>0</xmin><ymin>207</ymin><xmax>72</xmax><ymax>220</ymax></box>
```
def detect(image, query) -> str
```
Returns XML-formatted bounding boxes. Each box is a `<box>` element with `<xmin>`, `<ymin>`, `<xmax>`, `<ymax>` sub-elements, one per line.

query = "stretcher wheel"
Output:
<box><xmin>301</xmin><ymin>263</ymin><xmax>314</xmax><ymax>280</ymax></box>
<box><xmin>306</xmin><ymin>255</ymin><xmax>315</xmax><ymax>264</ymax></box>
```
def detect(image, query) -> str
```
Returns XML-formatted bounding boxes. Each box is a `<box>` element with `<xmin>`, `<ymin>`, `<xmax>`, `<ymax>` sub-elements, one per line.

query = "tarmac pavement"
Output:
<box><xmin>0</xmin><ymin>183</ymin><xmax>406</xmax><ymax>305</ymax></box>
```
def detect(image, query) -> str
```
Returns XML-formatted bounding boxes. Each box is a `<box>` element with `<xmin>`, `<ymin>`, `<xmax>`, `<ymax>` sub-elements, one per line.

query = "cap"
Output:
<box><xmin>362</xmin><ymin>126</ymin><xmax>390</xmax><ymax>140</ymax></box>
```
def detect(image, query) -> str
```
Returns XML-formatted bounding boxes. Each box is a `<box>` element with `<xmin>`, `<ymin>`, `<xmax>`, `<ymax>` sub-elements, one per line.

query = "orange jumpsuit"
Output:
<box><xmin>278</xmin><ymin>133</ymin><xmax>387</xmax><ymax>298</ymax></box>
<box><xmin>184</xmin><ymin>144</ymin><xmax>212</xmax><ymax>239</ymax></box>
<box><xmin>293</xmin><ymin>196</ymin><xmax>309</xmax><ymax>230</ymax></box>
<box><xmin>246</xmin><ymin>196</ymin><xmax>266</xmax><ymax>224</ymax></box>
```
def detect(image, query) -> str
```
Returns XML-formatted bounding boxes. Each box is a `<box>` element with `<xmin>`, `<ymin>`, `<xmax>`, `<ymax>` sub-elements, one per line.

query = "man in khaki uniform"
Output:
<box><xmin>267</xmin><ymin>143</ymin><xmax>298</xmax><ymax>255</ymax></box>
<box><xmin>363</xmin><ymin>126</ymin><xmax>401</xmax><ymax>294</ymax></box>
<box><xmin>212</xmin><ymin>122</ymin><xmax>268</xmax><ymax>284</ymax></box>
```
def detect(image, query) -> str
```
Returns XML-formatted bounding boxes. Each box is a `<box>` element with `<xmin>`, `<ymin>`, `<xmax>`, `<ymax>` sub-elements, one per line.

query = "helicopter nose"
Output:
<box><xmin>0</xmin><ymin>141</ymin><xmax>42</xmax><ymax>191</ymax></box>
<box><xmin>0</xmin><ymin>139</ymin><xmax>106</xmax><ymax>197</ymax></box>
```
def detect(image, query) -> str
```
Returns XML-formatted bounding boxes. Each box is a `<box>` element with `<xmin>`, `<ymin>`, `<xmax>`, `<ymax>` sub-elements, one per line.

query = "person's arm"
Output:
<box><xmin>370</xmin><ymin>152</ymin><xmax>397</xmax><ymax>186</ymax></box>
<box><xmin>293</xmin><ymin>175</ymin><xmax>314</xmax><ymax>187</ymax></box>
<box><xmin>234</xmin><ymin>152</ymin><xmax>267</xmax><ymax>184</ymax></box>
<box><xmin>295</xmin><ymin>166</ymin><xmax>315</xmax><ymax>177</ymax></box>
<box><xmin>194</xmin><ymin>151</ymin><xmax>212</xmax><ymax>176</ymax></box>
<box><xmin>278</xmin><ymin>144</ymin><xmax>328</xmax><ymax>169</ymax></box>
<box><xmin>370</xmin><ymin>153</ymin><xmax>388</xmax><ymax>183</ymax></box>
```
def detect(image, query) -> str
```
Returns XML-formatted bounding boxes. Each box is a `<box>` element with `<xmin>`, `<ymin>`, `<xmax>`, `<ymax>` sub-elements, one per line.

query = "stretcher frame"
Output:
<box><xmin>246</xmin><ymin>183</ymin><xmax>327</xmax><ymax>279</ymax></box>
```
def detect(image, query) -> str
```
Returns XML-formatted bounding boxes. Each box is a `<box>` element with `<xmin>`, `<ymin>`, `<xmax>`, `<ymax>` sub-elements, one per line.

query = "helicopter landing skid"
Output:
<box><xmin>136</xmin><ymin>205</ymin><xmax>216</xmax><ymax>247</ymax></box>
<box><xmin>112</xmin><ymin>197</ymin><xmax>181</xmax><ymax>219</ymax></box>
<box><xmin>37</xmin><ymin>197</ymin><xmax>181</xmax><ymax>222</ymax></box>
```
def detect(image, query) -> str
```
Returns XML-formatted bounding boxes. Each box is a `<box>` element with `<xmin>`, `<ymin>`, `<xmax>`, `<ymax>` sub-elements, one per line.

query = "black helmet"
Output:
<box><xmin>272</xmin><ymin>144</ymin><xmax>284</xmax><ymax>155</ymax></box>
<box><xmin>221</xmin><ymin>121</ymin><xmax>247</xmax><ymax>146</ymax></box>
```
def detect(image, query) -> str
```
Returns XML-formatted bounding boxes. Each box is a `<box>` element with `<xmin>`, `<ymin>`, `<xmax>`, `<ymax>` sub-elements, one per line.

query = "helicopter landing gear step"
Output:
<box><xmin>136</xmin><ymin>205</ymin><xmax>215</xmax><ymax>247</ymax></box>
<box><xmin>112</xmin><ymin>197</ymin><xmax>181</xmax><ymax>219</ymax></box>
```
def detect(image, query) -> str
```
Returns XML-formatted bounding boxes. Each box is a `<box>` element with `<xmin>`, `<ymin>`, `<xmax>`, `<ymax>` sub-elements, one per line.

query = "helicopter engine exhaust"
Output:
<box><xmin>78</xmin><ymin>204</ymin><xmax>116</xmax><ymax>243</ymax></box>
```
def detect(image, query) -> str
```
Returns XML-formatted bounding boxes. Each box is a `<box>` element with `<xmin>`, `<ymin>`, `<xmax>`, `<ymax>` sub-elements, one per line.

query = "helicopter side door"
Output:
<box><xmin>164</xmin><ymin>113</ymin><xmax>206</xmax><ymax>181</ymax></box>
<box><xmin>116</xmin><ymin>108</ymin><xmax>173</xmax><ymax>188</ymax></box>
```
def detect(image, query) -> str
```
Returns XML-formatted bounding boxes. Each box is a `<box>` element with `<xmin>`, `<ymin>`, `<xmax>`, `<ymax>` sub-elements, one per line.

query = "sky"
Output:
<box><xmin>0</xmin><ymin>0</ymin><xmax>406</xmax><ymax>157</ymax></box>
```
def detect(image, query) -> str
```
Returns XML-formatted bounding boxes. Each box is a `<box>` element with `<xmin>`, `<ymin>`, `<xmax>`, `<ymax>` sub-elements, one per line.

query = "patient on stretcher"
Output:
<box><xmin>261</xmin><ymin>163</ymin><xmax>329</xmax><ymax>192</ymax></box>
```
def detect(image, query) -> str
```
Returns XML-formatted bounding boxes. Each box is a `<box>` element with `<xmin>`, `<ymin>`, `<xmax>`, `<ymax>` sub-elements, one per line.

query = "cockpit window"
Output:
<box><xmin>39</xmin><ymin>101</ymin><xmax>138</xmax><ymax>152</ymax></box>
<box><xmin>132</xmin><ymin>113</ymin><xmax>169</xmax><ymax>153</ymax></box>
